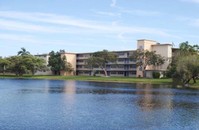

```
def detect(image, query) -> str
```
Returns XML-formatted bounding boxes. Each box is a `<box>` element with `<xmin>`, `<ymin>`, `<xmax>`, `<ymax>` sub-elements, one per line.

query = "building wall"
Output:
<box><xmin>61</xmin><ymin>53</ymin><xmax>77</xmax><ymax>76</ymax></box>
<box><xmin>136</xmin><ymin>39</ymin><xmax>157</xmax><ymax>77</ymax></box>
<box><xmin>152</xmin><ymin>44</ymin><xmax>172</xmax><ymax>70</ymax></box>
<box><xmin>136</xmin><ymin>40</ymin><xmax>172</xmax><ymax>78</ymax></box>
<box><xmin>137</xmin><ymin>39</ymin><xmax>157</xmax><ymax>51</ymax></box>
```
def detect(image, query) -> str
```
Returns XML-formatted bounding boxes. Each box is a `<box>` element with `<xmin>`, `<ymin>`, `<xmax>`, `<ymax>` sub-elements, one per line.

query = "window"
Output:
<box><xmin>77</xmin><ymin>65</ymin><xmax>82</xmax><ymax>68</ymax></box>
<box><xmin>111</xmin><ymin>72</ymin><xmax>117</xmax><ymax>74</ymax></box>
<box><xmin>77</xmin><ymin>60</ymin><xmax>84</xmax><ymax>62</ymax></box>
<box><xmin>118</xmin><ymin>59</ymin><xmax>124</xmax><ymax>62</ymax></box>
<box><xmin>139</xmin><ymin>46</ymin><xmax>143</xmax><ymax>50</ymax></box>
<box><xmin>77</xmin><ymin>54</ymin><xmax>84</xmax><ymax>57</ymax></box>
<box><xmin>118</xmin><ymin>65</ymin><xmax>124</xmax><ymax>68</ymax></box>
<box><xmin>118</xmin><ymin>52</ymin><xmax>124</xmax><ymax>56</ymax></box>
<box><xmin>118</xmin><ymin>72</ymin><xmax>124</xmax><ymax>74</ymax></box>
<box><xmin>111</xmin><ymin>65</ymin><xmax>117</xmax><ymax>68</ymax></box>
<box><xmin>129</xmin><ymin>71</ymin><xmax>136</xmax><ymax>75</ymax></box>
<box><xmin>129</xmin><ymin>59</ymin><xmax>136</xmax><ymax>62</ymax></box>
<box><xmin>130</xmin><ymin>64</ymin><xmax>136</xmax><ymax>68</ymax></box>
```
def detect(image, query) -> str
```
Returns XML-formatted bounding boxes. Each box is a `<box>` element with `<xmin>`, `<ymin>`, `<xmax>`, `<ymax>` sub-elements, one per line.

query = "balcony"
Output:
<box><xmin>77</xmin><ymin>68</ymin><xmax>91</xmax><ymax>70</ymax></box>
<box><xmin>77</xmin><ymin>56</ymin><xmax>90</xmax><ymax>59</ymax></box>
<box><xmin>76</xmin><ymin>62</ymin><xmax>86</xmax><ymax>65</ymax></box>
<box><xmin>118</xmin><ymin>54</ymin><xmax>128</xmax><ymax>58</ymax></box>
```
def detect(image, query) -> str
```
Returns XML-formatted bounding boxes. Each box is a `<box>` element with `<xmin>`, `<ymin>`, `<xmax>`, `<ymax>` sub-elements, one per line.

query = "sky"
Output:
<box><xmin>0</xmin><ymin>0</ymin><xmax>199</xmax><ymax>57</ymax></box>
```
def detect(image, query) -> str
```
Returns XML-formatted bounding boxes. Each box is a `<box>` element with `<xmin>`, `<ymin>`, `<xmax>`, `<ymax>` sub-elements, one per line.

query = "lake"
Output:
<box><xmin>0</xmin><ymin>79</ymin><xmax>198</xmax><ymax>130</ymax></box>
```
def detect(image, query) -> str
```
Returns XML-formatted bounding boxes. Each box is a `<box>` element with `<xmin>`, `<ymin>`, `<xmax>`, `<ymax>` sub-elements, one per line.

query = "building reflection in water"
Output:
<box><xmin>136</xmin><ymin>83</ymin><xmax>174</xmax><ymax>111</ymax></box>
<box><xmin>63</xmin><ymin>81</ymin><xmax>77</xmax><ymax>105</ymax></box>
<box><xmin>44</xmin><ymin>80</ymin><xmax>50</xmax><ymax>93</ymax></box>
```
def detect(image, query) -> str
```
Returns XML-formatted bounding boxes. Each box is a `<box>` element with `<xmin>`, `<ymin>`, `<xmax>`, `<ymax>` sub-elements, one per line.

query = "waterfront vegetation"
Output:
<box><xmin>0</xmin><ymin>75</ymin><xmax>198</xmax><ymax>88</ymax></box>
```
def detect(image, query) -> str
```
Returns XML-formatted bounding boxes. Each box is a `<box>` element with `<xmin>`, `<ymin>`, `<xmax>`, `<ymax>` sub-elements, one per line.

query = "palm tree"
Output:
<box><xmin>18</xmin><ymin>47</ymin><xmax>30</xmax><ymax>56</ymax></box>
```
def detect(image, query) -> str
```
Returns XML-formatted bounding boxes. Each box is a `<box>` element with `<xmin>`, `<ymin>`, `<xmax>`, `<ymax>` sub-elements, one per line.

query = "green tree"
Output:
<box><xmin>167</xmin><ymin>41</ymin><xmax>199</xmax><ymax>86</ymax></box>
<box><xmin>0</xmin><ymin>58</ymin><xmax>10</xmax><ymax>75</ymax></box>
<box><xmin>22</xmin><ymin>55</ymin><xmax>46</xmax><ymax>75</ymax></box>
<box><xmin>7</xmin><ymin>56</ymin><xmax>27</xmax><ymax>76</ymax></box>
<box><xmin>6</xmin><ymin>48</ymin><xmax>46</xmax><ymax>76</ymax></box>
<box><xmin>18</xmin><ymin>47</ymin><xmax>30</xmax><ymax>56</ymax></box>
<box><xmin>131</xmin><ymin>49</ymin><xmax>165</xmax><ymax>77</ymax></box>
<box><xmin>48</xmin><ymin>51</ymin><xmax>73</xmax><ymax>75</ymax></box>
<box><xmin>86</xmin><ymin>50</ymin><xmax>117</xmax><ymax>77</ymax></box>
<box><xmin>173</xmin><ymin>55</ymin><xmax>199</xmax><ymax>86</ymax></box>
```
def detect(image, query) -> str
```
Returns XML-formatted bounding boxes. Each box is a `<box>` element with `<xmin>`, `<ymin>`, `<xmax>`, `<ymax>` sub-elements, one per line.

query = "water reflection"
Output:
<box><xmin>0</xmin><ymin>79</ymin><xmax>199</xmax><ymax>130</ymax></box>
<box><xmin>136</xmin><ymin>83</ymin><xmax>173</xmax><ymax>111</ymax></box>
<box><xmin>63</xmin><ymin>81</ymin><xmax>76</xmax><ymax>105</ymax></box>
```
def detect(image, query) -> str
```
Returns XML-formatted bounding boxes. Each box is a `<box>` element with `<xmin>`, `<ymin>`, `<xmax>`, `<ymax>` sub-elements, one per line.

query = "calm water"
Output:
<box><xmin>0</xmin><ymin>79</ymin><xmax>198</xmax><ymax>130</ymax></box>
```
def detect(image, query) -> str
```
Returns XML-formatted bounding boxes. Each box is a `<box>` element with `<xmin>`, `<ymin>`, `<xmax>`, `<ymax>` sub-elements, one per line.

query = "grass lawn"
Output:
<box><xmin>0</xmin><ymin>74</ymin><xmax>173</xmax><ymax>84</ymax></box>
<box><xmin>0</xmin><ymin>75</ymin><xmax>198</xmax><ymax>88</ymax></box>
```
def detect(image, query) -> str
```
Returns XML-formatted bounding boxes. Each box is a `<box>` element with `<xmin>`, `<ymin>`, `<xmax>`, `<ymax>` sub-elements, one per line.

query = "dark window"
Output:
<box><xmin>118</xmin><ymin>72</ymin><xmax>124</xmax><ymax>74</ymax></box>
<box><xmin>129</xmin><ymin>71</ymin><xmax>136</xmax><ymax>74</ymax></box>
<box><xmin>111</xmin><ymin>72</ymin><xmax>117</xmax><ymax>74</ymax></box>
<box><xmin>130</xmin><ymin>64</ymin><xmax>136</xmax><ymax>68</ymax></box>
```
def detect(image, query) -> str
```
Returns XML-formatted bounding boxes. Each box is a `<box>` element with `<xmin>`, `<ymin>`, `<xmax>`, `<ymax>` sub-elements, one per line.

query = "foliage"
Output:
<box><xmin>179</xmin><ymin>41</ymin><xmax>199</xmax><ymax>55</ymax></box>
<box><xmin>131</xmin><ymin>49</ymin><xmax>165</xmax><ymax>77</ymax></box>
<box><xmin>86</xmin><ymin>50</ymin><xmax>117</xmax><ymax>77</ymax></box>
<box><xmin>0</xmin><ymin>48</ymin><xmax>47</xmax><ymax>76</ymax></box>
<box><xmin>18</xmin><ymin>47</ymin><xmax>30</xmax><ymax>56</ymax></box>
<box><xmin>48</xmin><ymin>51</ymin><xmax>73</xmax><ymax>75</ymax></box>
<box><xmin>152</xmin><ymin>71</ymin><xmax>160</xmax><ymax>79</ymax></box>
<box><xmin>6</xmin><ymin>55</ymin><xmax>46</xmax><ymax>76</ymax></box>
<box><xmin>0</xmin><ymin>58</ymin><xmax>10</xmax><ymax>75</ymax></box>
<box><xmin>167</xmin><ymin>41</ymin><xmax>199</xmax><ymax>86</ymax></box>
<box><xmin>173</xmin><ymin>55</ymin><xmax>199</xmax><ymax>86</ymax></box>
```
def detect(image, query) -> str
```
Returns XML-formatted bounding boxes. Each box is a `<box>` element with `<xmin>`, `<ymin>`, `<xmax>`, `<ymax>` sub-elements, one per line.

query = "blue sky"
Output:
<box><xmin>0</xmin><ymin>0</ymin><xmax>199</xmax><ymax>57</ymax></box>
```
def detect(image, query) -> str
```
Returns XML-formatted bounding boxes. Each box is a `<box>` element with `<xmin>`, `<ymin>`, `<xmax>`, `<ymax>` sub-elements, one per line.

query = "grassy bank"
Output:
<box><xmin>0</xmin><ymin>75</ymin><xmax>198</xmax><ymax>88</ymax></box>
<box><xmin>0</xmin><ymin>74</ymin><xmax>172</xmax><ymax>84</ymax></box>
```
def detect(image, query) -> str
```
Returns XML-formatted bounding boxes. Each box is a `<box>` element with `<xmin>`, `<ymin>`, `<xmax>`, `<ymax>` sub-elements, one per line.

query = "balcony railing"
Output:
<box><xmin>76</xmin><ymin>56</ymin><xmax>90</xmax><ymax>59</ymax></box>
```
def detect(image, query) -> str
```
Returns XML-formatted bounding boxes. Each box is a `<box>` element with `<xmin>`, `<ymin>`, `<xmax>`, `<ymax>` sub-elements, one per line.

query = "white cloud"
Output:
<box><xmin>121</xmin><ymin>9</ymin><xmax>160</xmax><ymax>16</ymax></box>
<box><xmin>95</xmin><ymin>11</ymin><xmax>121</xmax><ymax>17</ymax></box>
<box><xmin>180</xmin><ymin>0</ymin><xmax>199</xmax><ymax>3</ymax></box>
<box><xmin>110</xmin><ymin>0</ymin><xmax>117</xmax><ymax>7</ymax></box>
<box><xmin>0</xmin><ymin>19</ymin><xmax>67</xmax><ymax>33</ymax></box>
<box><xmin>0</xmin><ymin>33</ymin><xmax>67</xmax><ymax>45</ymax></box>
<box><xmin>176</xmin><ymin>16</ymin><xmax>199</xmax><ymax>28</ymax></box>
<box><xmin>0</xmin><ymin>10</ymin><xmax>180</xmax><ymax>44</ymax></box>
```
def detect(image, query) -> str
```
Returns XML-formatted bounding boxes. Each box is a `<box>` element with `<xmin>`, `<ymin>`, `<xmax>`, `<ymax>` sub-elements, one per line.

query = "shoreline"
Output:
<box><xmin>0</xmin><ymin>75</ymin><xmax>198</xmax><ymax>89</ymax></box>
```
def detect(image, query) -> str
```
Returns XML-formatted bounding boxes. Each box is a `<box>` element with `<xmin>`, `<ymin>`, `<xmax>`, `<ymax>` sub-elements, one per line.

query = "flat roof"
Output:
<box><xmin>152</xmin><ymin>44</ymin><xmax>172</xmax><ymax>46</ymax></box>
<box><xmin>61</xmin><ymin>52</ymin><xmax>76</xmax><ymax>55</ymax></box>
<box><xmin>76</xmin><ymin>50</ymin><xmax>135</xmax><ymax>54</ymax></box>
<box><xmin>35</xmin><ymin>53</ymin><xmax>49</xmax><ymax>56</ymax></box>
<box><xmin>137</xmin><ymin>39</ymin><xmax>157</xmax><ymax>42</ymax></box>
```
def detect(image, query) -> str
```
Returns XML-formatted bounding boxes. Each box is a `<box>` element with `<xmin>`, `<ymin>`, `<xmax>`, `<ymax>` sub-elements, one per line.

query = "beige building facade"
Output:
<box><xmin>136</xmin><ymin>39</ymin><xmax>172</xmax><ymax>77</ymax></box>
<box><xmin>60</xmin><ymin>53</ymin><xmax>76</xmax><ymax>76</ymax></box>
<box><xmin>36</xmin><ymin>39</ymin><xmax>173</xmax><ymax>78</ymax></box>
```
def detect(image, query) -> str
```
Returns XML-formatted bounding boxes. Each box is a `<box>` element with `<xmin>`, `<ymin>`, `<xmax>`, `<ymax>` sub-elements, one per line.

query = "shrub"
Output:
<box><xmin>152</xmin><ymin>72</ymin><xmax>160</xmax><ymax>79</ymax></box>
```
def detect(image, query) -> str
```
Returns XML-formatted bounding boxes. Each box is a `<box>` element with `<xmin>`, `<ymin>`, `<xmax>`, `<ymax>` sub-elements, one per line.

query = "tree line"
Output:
<box><xmin>0</xmin><ymin>48</ymin><xmax>73</xmax><ymax>76</ymax></box>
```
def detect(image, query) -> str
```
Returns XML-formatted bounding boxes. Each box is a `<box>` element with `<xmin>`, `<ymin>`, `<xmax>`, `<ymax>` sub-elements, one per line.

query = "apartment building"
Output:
<box><xmin>36</xmin><ymin>39</ymin><xmax>173</xmax><ymax>78</ymax></box>
<box><xmin>34</xmin><ymin>53</ymin><xmax>52</xmax><ymax>75</ymax></box>
<box><xmin>76</xmin><ymin>50</ymin><xmax>137</xmax><ymax>77</ymax></box>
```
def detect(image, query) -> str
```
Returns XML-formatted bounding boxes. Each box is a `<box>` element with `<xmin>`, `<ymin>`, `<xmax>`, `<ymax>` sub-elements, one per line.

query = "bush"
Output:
<box><xmin>152</xmin><ymin>72</ymin><xmax>160</xmax><ymax>79</ymax></box>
